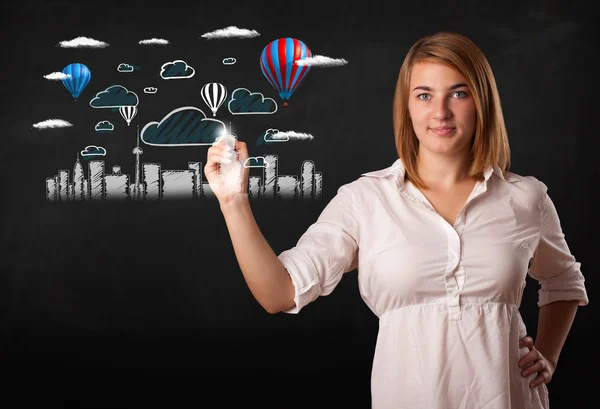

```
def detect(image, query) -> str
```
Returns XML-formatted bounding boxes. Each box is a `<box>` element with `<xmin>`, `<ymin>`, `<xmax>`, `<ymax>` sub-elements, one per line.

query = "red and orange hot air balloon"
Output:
<box><xmin>260</xmin><ymin>38</ymin><xmax>312</xmax><ymax>107</ymax></box>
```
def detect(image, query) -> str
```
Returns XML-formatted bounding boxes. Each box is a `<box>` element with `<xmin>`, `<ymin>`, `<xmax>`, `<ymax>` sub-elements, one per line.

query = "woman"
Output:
<box><xmin>204</xmin><ymin>31</ymin><xmax>588</xmax><ymax>409</ymax></box>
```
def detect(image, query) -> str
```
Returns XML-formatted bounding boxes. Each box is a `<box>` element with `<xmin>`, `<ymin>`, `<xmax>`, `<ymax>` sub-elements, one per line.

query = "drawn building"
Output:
<box><xmin>89</xmin><ymin>160</ymin><xmax>106</xmax><ymax>200</ymax></box>
<box><xmin>73</xmin><ymin>155</ymin><xmax>85</xmax><ymax>201</ymax></box>
<box><xmin>143</xmin><ymin>163</ymin><xmax>161</xmax><ymax>200</ymax></box>
<box><xmin>105</xmin><ymin>165</ymin><xmax>130</xmax><ymax>200</ymax></box>
<box><xmin>58</xmin><ymin>170</ymin><xmax>69</xmax><ymax>201</ymax></box>
<box><xmin>162</xmin><ymin>169</ymin><xmax>194</xmax><ymax>200</ymax></box>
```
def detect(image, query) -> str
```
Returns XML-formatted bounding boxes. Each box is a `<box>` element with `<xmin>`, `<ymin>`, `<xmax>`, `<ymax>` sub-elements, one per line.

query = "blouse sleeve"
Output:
<box><xmin>527</xmin><ymin>179</ymin><xmax>589</xmax><ymax>308</ymax></box>
<box><xmin>277</xmin><ymin>184</ymin><xmax>360</xmax><ymax>314</ymax></box>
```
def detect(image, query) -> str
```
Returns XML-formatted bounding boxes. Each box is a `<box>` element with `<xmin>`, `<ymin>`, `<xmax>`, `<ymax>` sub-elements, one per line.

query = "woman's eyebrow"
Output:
<box><xmin>412</xmin><ymin>83</ymin><xmax>469</xmax><ymax>92</ymax></box>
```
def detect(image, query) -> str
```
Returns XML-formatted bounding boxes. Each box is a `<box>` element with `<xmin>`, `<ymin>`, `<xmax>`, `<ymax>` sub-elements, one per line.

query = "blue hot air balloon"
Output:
<box><xmin>61</xmin><ymin>63</ymin><xmax>91</xmax><ymax>102</ymax></box>
<box><xmin>260</xmin><ymin>38</ymin><xmax>312</xmax><ymax>107</ymax></box>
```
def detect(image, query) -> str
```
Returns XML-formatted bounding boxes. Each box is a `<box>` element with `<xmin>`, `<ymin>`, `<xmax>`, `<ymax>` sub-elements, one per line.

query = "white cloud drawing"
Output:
<box><xmin>201</xmin><ymin>26</ymin><xmax>260</xmax><ymax>39</ymax></box>
<box><xmin>139</xmin><ymin>38</ymin><xmax>169</xmax><ymax>45</ymax></box>
<box><xmin>33</xmin><ymin>119</ymin><xmax>73</xmax><ymax>129</ymax></box>
<box><xmin>272</xmin><ymin>131</ymin><xmax>314</xmax><ymax>140</ymax></box>
<box><xmin>57</xmin><ymin>36</ymin><xmax>109</xmax><ymax>48</ymax></box>
<box><xmin>43</xmin><ymin>72</ymin><xmax>71</xmax><ymax>80</ymax></box>
<box><xmin>295</xmin><ymin>55</ymin><xmax>348</xmax><ymax>67</ymax></box>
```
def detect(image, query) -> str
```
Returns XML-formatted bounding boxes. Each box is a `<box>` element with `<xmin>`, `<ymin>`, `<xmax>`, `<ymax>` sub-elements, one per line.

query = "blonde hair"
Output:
<box><xmin>392</xmin><ymin>31</ymin><xmax>511</xmax><ymax>190</ymax></box>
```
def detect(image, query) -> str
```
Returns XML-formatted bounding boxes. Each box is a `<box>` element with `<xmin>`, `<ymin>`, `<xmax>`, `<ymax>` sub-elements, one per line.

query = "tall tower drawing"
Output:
<box><xmin>73</xmin><ymin>153</ymin><xmax>84</xmax><ymax>201</ymax></box>
<box><xmin>132</xmin><ymin>124</ymin><xmax>143</xmax><ymax>200</ymax></box>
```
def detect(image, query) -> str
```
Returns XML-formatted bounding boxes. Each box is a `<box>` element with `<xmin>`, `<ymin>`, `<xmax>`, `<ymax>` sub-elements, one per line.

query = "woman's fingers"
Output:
<box><xmin>519</xmin><ymin>336</ymin><xmax>533</xmax><ymax>348</ymax></box>
<box><xmin>529</xmin><ymin>369</ymin><xmax>551</xmax><ymax>388</ymax></box>
<box><xmin>521</xmin><ymin>355</ymin><xmax>545</xmax><ymax>376</ymax></box>
<box><xmin>517</xmin><ymin>335</ymin><xmax>552</xmax><ymax>388</ymax></box>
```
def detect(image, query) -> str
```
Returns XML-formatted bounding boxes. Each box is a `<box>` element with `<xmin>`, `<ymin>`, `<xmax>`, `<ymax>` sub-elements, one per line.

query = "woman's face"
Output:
<box><xmin>407</xmin><ymin>60</ymin><xmax>477</xmax><ymax>158</ymax></box>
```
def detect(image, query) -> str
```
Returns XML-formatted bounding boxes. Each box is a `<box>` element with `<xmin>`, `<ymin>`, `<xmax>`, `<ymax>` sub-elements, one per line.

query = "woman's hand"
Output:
<box><xmin>204</xmin><ymin>136</ymin><xmax>250</xmax><ymax>206</ymax></box>
<box><xmin>518</xmin><ymin>335</ymin><xmax>556</xmax><ymax>388</ymax></box>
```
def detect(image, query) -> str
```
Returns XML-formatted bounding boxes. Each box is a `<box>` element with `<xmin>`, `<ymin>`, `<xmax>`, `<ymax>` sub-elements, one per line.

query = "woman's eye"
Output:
<box><xmin>417</xmin><ymin>91</ymin><xmax>467</xmax><ymax>101</ymax></box>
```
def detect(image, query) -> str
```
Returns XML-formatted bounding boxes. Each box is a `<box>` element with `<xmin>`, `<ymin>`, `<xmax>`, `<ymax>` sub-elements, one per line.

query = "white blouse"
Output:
<box><xmin>277</xmin><ymin>158</ymin><xmax>588</xmax><ymax>409</ymax></box>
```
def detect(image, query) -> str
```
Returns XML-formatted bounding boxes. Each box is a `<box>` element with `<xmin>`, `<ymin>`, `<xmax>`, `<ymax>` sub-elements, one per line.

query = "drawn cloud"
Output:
<box><xmin>222</xmin><ymin>57</ymin><xmax>236</xmax><ymax>65</ymax></box>
<box><xmin>228</xmin><ymin>88</ymin><xmax>277</xmax><ymax>115</ymax></box>
<box><xmin>89</xmin><ymin>85</ymin><xmax>139</xmax><ymax>108</ymax></box>
<box><xmin>201</xmin><ymin>26</ymin><xmax>260</xmax><ymax>39</ymax></box>
<box><xmin>160</xmin><ymin>60</ymin><xmax>195</xmax><ymax>79</ymax></box>
<box><xmin>140</xmin><ymin>106</ymin><xmax>226</xmax><ymax>147</ymax></box>
<box><xmin>264</xmin><ymin>128</ymin><xmax>288</xmax><ymax>142</ymax></box>
<box><xmin>144</xmin><ymin>87</ymin><xmax>157</xmax><ymax>94</ymax></box>
<box><xmin>57</xmin><ymin>36</ymin><xmax>108</xmax><ymax>48</ymax></box>
<box><xmin>295</xmin><ymin>55</ymin><xmax>348</xmax><ymax>67</ymax></box>
<box><xmin>44</xmin><ymin>72</ymin><xmax>71</xmax><ymax>80</ymax></box>
<box><xmin>95</xmin><ymin>120</ymin><xmax>114</xmax><ymax>133</ymax></box>
<box><xmin>243</xmin><ymin>156</ymin><xmax>269</xmax><ymax>168</ymax></box>
<box><xmin>139</xmin><ymin>38</ymin><xmax>169</xmax><ymax>45</ymax></box>
<box><xmin>81</xmin><ymin>145</ymin><xmax>106</xmax><ymax>157</ymax></box>
<box><xmin>32</xmin><ymin>119</ymin><xmax>73</xmax><ymax>129</ymax></box>
<box><xmin>117</xmin><ymin>63</ymin><xmax>134</xmax><ymax>72</ymax></box>
<box><xmin>255</xmin><ymin>128</ymin><xmax>284</xmax><ymax>146</ymax></box>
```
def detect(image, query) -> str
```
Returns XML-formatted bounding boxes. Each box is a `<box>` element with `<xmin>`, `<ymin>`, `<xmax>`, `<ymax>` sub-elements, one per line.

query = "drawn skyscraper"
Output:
<box><xmin>188</xmin><ymin>162</ymin><xmax>203</xmax><ymax>199</ymax></box>
<box><xmin>73</xmin><ymin>153</ymin><xmax>84</xmax><ymax>201</ymax></box>
<box><xmin>45</xmin><ymin>177</ymin><xmax>57</xmax><ymax>201</ymax></box>
<box><xmin>132</xmin><ymin>125</ymin><xmax>143</xmax><ymax>200</ymax></box>
<box><xmin>262</xmin><ymin>154</ymin><xmax>278</xmax><ymax>199</ymax></box>
<box><xmin>300</xmin><ymin>160</ymin><xmax>315</xmax><ymax>199</ymax></box>
<box><xmin>88</xmin><ymin>160</ymin><xmax>106</xmax><ymax>200</ymax></box>
<box><xmin>57</xmin><ymin>170</ymin><xmax>69</xmax><ymax>201</ymax></box>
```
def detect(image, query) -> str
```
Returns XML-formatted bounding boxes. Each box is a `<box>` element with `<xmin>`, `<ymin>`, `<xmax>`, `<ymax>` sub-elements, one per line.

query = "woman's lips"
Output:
<box><xmin>430</xmin><ymin>127</ymin><xmax>455</xmax><ymax>136</ymax></box>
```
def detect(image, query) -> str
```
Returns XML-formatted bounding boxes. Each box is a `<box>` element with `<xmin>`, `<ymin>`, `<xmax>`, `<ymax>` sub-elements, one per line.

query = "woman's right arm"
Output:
<box><xmin>205</xmin><ymin>136</ymin><xmax>295</xmax><ymax>314</ymax></box>
<box><xmin>220</xmin><ymin>194</ymin><xmax>296</xmax><ymax>314</ymax></box>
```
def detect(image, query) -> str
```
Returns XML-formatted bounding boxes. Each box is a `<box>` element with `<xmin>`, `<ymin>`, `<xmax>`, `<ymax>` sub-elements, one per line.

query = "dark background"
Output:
<box><xmin>1</xmin><ymin>0</ymin><xmax>597</xmax><ymax>407</ymax></box>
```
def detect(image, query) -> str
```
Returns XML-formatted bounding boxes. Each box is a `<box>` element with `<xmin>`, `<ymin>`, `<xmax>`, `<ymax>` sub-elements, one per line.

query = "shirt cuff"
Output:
<box><xmin>536</xmin><ymin>262</ymin><xmax>589</xmax><ymax>307</ymax></box>
<box><xmin>278</xmin><ymin>250</ymin><xmax>322</xmax><ymax>314</ymax></box>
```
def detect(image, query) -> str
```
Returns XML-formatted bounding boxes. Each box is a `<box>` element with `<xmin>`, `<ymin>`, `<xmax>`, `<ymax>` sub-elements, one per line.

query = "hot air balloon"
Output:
<box><xmin>61</xmin><ymin>63</ymin><xmax>91</xmax><ymax>102</ymax></box>
<box><xmin>201</xmin><ymin>82</ymin><xmax>227</xmax><ymax>116</ymax></box>
<box><xmin>119</xmin><ymin>105</ymin><xmax>138</xmax><ymax>126</ymax></box>
<box><xmin>260</xmin><ymin>38</ymin><xmax>312</xmax><ymax>107</ymax></box>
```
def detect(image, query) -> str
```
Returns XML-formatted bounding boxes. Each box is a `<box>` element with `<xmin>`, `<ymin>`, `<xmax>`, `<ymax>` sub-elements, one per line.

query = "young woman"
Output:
<box><xmin>204</xmin><ymin>31</ymin><xmax>588</xmax><ymax>409</ymax></box>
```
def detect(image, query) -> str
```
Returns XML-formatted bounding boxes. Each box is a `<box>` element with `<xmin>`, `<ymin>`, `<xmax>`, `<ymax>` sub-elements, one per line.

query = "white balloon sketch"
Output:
<box><xmin>119</xmin><ymin>105</ymin><xmax>138</xmax><ymax>126</ymax></box>
<box><xmin>201</xmin><ymin>82</ymin><xmax>227</xmax><ymax>117</ymax></box>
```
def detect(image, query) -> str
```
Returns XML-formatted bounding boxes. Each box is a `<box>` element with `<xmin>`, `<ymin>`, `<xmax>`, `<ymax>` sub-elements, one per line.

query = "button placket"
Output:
<box><xmin>444</xmin><ymin>225</ymin><xmax>463</xmax><ymax>320</ymax></box>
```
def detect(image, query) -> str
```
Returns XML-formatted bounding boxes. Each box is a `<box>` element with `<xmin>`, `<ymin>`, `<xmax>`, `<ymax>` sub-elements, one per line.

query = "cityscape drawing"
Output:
<box><xmin>45</xmin><ymin>129</ymin><xmax>323</xmax><ymax>202</ymax></box>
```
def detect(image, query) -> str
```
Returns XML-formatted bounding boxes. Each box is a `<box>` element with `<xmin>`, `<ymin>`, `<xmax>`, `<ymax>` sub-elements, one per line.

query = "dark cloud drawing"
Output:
<box><xmin>95</xmin><ymin>120</ymin><xmax>114</xmax><ymax>133</ymax></box>
<box><xmin>81</xmin><ymin>145</ymin><xmax>106</xmax><ymax>157</ymax></box>
<box><xmin>256</xmin><ymin>128</ymin><xmax>283</xmax><ymax>146</ymax></box>
<box><xmin>243</xmin><ymin>156</ymin><xmax>269</xmax><ymax>168</ymax></box>
<box><xmin>117</xmin><ymin>63</ymin><xmax>134</xmax><ymax>72</ymax></box>
<box><xmin>144</xmin><ymin>87</ymin><xmax>157</xmax><ymax>94</ymax></box>
<box><xmin>222</xmin><ymin>57</ymin><xmax>236</xmax><ymax>65</ymax></box>
<box><xmin>228</xmin><ymin>88</ymin><xmax>277</xmax><ymax>115</ymax></box>
<box><xmin>140</xmin><ymin>106</ymin><xmax>226</xmax><ymax>146</ymax></box>
<box><xmin>89</xmin><ymin>85</ymin><xmax>139</xmax><ymax>108</ymax></box>
<box><xmin>160</xmin><ymin>60</ymin><xmax>195</xmax><ymax>79</ymax></box>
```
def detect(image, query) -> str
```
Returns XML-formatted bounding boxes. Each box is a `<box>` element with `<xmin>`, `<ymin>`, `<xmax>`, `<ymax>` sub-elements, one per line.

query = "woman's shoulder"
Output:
<box><xmin>499</xmin><ymin>170</ymin><xmax>548</xmax><ymax>211</ymax></box>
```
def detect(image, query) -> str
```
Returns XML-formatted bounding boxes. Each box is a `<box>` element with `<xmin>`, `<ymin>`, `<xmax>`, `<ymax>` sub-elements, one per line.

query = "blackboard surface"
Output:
<box><xmin>1</xmin><ymin>0</ymin><xmax>597</xmax><ymax>407</ymax></box>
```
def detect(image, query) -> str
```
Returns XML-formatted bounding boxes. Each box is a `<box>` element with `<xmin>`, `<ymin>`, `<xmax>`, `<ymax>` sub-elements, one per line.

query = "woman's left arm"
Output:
<box><xmin>534</xmin><ymin>299</ymin><xmax>579</xmax><ymax>369</ymax></box>
<box><xmin>519</xmin><ymin>180</ymin><xmax>589</xmax><ymax>387</ymax></box>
